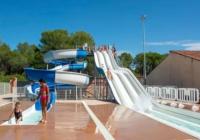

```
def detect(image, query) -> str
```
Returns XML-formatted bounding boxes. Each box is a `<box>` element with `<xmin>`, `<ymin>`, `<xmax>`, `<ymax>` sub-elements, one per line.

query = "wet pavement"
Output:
<box><xmin>0</xmin><ymin>102</ymin><xmax>103</xmax><ymax>140</ymax></box>
<box><xmin>0</xmin><ymin>101</ymin><xmax>197</xmax><ymax>140</ymax></box>
<box><xmin>89</xmin><ymin>103</ymin><xmax>196</xmax><ymax>140</ymax></box>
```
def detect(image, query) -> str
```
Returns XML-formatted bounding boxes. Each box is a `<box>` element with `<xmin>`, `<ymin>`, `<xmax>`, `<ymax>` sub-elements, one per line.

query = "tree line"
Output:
<box><xmin>0</xmin><ymin>29</ymin><xmax>167</xmax><ymax>82</ymax></box>
<box><xmin>119</xmin><ymin>52</ymin><xmax>167</xmax><ymax>76</ymax></box>
<box><xmin>0</xmin><ymin>29</ymin><xmax>95</xmax><ymax>81</ymax></box>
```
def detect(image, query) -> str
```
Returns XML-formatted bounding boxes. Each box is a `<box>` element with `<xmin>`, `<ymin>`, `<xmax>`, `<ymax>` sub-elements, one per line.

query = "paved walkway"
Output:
<box><xmin>0</xmin><ymin>94</ymin><xmax>12</xmax><ymax>107</ymax></box>
<box><xmin>89</xmin><ymin>103</ymin><xmax>196</xmax><ymax>140</ymax></box>
<box><xmin>0</xmin><ymin>102</ymin><xmax>104</xmax><ymax>140</ymax></box>
<box><xmin>0</xmin><ymin>100</ymin><xmax>197</xmax><ymax>140</ymax></box>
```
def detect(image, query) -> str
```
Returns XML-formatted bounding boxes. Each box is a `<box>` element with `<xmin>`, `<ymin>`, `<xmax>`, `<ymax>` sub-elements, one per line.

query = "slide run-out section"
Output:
<box><xmin>94</xmin><ymin>50</ymin><xmax>151</xmax><ymax>111</ymax></box>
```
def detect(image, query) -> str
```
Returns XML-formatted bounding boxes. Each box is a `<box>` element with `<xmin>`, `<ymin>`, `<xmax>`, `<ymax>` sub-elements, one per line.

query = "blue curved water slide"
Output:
<box><xmin>24</xmin><ymin>68</ymin><xmax>89</xmax><ymax>86</ymax></box>
<box><xmin>52</xmin><ymin>62</ymin><xmax>88</xmax><ymax>71</ymax></box>
<box><xmin>44</xmin><ymin>49</ymin><xmax>88</xmax><ymax>63</ymax></box>
<box><xmin>24</xmin><ymin>49</ymin><xmax>89</xmax><ymax>111</ymax></box>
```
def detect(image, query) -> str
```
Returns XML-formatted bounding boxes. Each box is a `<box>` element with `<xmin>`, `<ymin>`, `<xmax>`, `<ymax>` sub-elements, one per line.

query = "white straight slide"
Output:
<box><xmin>94</xmin><ymin>50</ymin><xmax>151</xmax><ymax>111</ymax></box>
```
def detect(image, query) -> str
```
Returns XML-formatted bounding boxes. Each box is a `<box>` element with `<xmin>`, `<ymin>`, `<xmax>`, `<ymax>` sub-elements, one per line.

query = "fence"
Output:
<box><xmin>93</xmin><ymin>77</ymin><xmax>115</xmax><ymax>101</ymax></box>
<box><xmin>146</xmin><ymin>86</ymin><xmax>200</xmax><ymax>103</ymax></box>
<box><xmin>17</xmin><ymin>86</ymin><xmax>27</xmax><ymax>97</ymax></box>
<box><xmin>177</xmin><ymin>88</ymin><xmax>200</xmax><ymax>103</ymax></box>
<box><xmin>0</xmin><ymin>79</ymin><xmax>115</xmax><ymax>101</ymax></box>
<box><xmin>0</xmin><ymin>82</ymin><xmax>28</xmax><ymax>95</ymax></box>
<box><xmin>0</xmin><ymin>82</ymin><xmax>10</xmax><ymax>95</ymax></box>
<box><xmin>56</xmin><ymin>86</ymin><xmax>88</xmax><ymax>100</ymax></box>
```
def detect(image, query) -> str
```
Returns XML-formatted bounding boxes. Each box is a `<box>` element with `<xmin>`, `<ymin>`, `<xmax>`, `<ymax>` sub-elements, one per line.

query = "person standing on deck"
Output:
<box><xmin>37</xmin><ymin>79</ymin><xmax>49</xmax><ymax>124</ymax></box>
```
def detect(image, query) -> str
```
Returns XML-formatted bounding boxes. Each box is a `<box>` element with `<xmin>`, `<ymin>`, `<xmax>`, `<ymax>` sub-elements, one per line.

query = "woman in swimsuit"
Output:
<box><xmin>37</xmin><ymin>79</ymin><xmax>49</xmax><ymax>123</ymax></box>
<box><xmin>9</xmin><ymin>102</ymin><xmax>23</xmax><ymax>124</ymax></box>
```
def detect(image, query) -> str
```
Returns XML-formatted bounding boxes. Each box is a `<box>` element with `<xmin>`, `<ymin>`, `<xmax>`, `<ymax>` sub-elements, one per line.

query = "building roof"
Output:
<box><xmin>171</xmin><ymin>50</ymin><xmax>200</xmax><ymax>61</ymax></box>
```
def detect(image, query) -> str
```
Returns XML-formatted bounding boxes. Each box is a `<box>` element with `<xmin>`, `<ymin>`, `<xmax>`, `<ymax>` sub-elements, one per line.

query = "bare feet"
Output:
<box><xmin>39</xmin><ymin>120</ymin><xmax>44</xmax><ymax>123</ymax></box>
<box><xmin>40</xmin><ymin>119</ymin><xmax>47</xmax><ymax>124</ymax></box>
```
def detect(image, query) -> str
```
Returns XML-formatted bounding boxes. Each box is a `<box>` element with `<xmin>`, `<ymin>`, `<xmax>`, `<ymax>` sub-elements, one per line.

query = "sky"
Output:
<box><xmin>0</xmin><ymin>0</ymin><xmax>200</xmax><ymax>55</ymax></box>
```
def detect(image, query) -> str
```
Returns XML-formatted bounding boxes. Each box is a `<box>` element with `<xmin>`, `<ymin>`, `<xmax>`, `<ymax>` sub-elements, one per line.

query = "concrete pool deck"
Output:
<box><xmin>0</xmin><ymin>100</ymin><xmax>197</xmax><ymax>140</ymax></box>
<box><xmin>89</xmin><ymin>103</ymin><xmax>197</xmax><ymax>140</ymax></box>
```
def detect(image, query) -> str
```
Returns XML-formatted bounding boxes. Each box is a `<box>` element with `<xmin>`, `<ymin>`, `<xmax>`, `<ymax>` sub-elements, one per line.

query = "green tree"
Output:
<box><xmin>39</xmin><ymin>30</ymin><xmax>95</xmax><ymax>76</ymax></box>
<box><xmin>0</xmin><ymin>43</ymin><xmax>12</xmax><ymax>74</ymax></box>
<box><xmin>84</xmin><ymin>57</ymin><xmax>95</xmax><ymax>76</ymax></box>
<box><xmin>8</xmin><ymin>51</ymin><xmax>28</xmax><ymax>74</ymax></box>
<box><xmin>0</xmin><ymin>29</ymin><xmax>96</xmax><ymax>81</ymax></box>
<box><xmin>16</xmin><ymin>42</ymin><xmax>45</xmax><ymax>69</ymax></box>
<box><xmin>0</xmin><ymin>72</ymin><xmax>26</xmax><ymax>82</ymax></box>
<box><xmin>16</xmin><ymin>43</ymin><xmax>37</xmax><ymax>64</ymax></box>
<box><xmin>40</xmin><ymin>29</ymin><xmax>70</xmax><ymax>52</ymax></box>
<box><xmin>119</xmin><ymin>52</ymin><xmax>134</xmax><ymax>68</ymax></box>
<box><xmin>70</xmin><ymin>31</ymin><xmax>95</xmax><ymax>49</ymax></box>
<box><xmin>31</xmin><ymin>47</ymin><xmax>46</xmax><ymax>69</ymax></box>
<box><xmin>133</xmin><ymin>52</ymin><xmax>167</xmax><ymax>76</ymax></box>
<box><xmin>40</xmin><ymin>30</ymin><xmax>95</xmax><ymax>52</ymax></box>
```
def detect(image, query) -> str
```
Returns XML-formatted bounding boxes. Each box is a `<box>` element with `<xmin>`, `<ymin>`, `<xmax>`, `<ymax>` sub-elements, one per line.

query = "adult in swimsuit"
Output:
<box><xmin>37</xmin><ymin>79</ymin><xmax>49</xmax><ymax>123</ymax></box>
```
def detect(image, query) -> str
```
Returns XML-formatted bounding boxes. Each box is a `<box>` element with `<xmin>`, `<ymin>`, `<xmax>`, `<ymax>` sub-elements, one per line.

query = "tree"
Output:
<box><xmin>119</xmin><ymin>52</ymin><xmax>134</xmax><ymax>68</ymax></box>
<box><xmin>70</xmin><ymin>31</ymin><xmax>95</xmax><ymax>49</ymax></box>
<box><xmin>133</xmin><ymin>52</ymin><xmax>167</xmax><ymax>76</ymax></box>
<box><xmin>31</xmin><ymin>47</ymin><xmax>46</xmax><ymax>69</ymax></box>
<box><xmin>16</xmin><ymin>42</ymin><xmax>45</xmax><ymax>69</ymax></box>
<box><xmin>8</xmin><ymin>51</ymin><xmax>28</xmax><ymax>74</ymax></box>
<box><xmin>40</xmin><ymin>29</ymin><xmax>70</xmax><ymax>52</ymax></box>
<box><xmin>40</xmin><ymin>30</ymin><xmax>95</xmax><ymax>52</ymax></box>
<box><xmin>0</xmin><ymin>29</ymin><xmax>96</xmax><ymax>81</ymax></box>
<box><xmin>16</xmin><ymin>43</ymin><xmax>37</xmax><ymax>64</ymax></box>
<box><xmin>39</xmin><ymin>30</ymin><xmax>95</xmax><ymax>76</ymax></box>
<box><xmin>84</xmin><ymin>57</ymin><xmax>95</xmax><ymax>76</ymax></box>
<box><xmin>0</xmin><ymin>43</ymin><xmax>12</xmax><ymax>74</ymax></box>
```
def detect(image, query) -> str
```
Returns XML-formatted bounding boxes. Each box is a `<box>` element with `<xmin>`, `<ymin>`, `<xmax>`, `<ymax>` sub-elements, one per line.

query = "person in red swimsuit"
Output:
<box><xmin>37</xmin><ymin>79</ymin><xmax>49</xmax><ymax>123</ymax></box>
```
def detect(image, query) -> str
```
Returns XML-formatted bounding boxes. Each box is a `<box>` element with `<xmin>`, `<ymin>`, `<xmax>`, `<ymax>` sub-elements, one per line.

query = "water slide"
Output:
<box><xmin>94</xmin><ymin>50</ymin><xmax>151</xmax><ymax>111</ymax></box>
<box><xmin>24</xmin><ymin>68</ymin><xmax>89</xmax><ymax>86</ymax></box>
<box><xmin>44</xmin><ymin>49</ymin><xmax>87</xmax><ymax>63</ymax></box>
<box><xmin>51</xmin><ymin>62</ymin><xmax>87</xmax><ymax>71</ymax></box>
<box><xmin>94</xmin><ymin>50</ymin><xmax>200</xmax><ymax>138</ymax></box>
<box><xmin>24</xmin><ymin>49</ymin><xmax>89</xmax><ymax>111</ymax></box>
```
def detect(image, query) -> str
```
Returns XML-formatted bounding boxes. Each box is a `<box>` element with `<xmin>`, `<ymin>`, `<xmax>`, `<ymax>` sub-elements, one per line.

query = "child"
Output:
<box><xmin>9</xmin><ymin>102</ymin><xmax>23</xmax><ymax>124</ymax></box>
